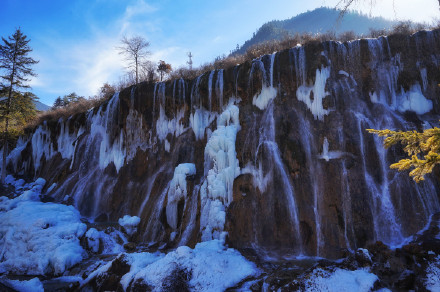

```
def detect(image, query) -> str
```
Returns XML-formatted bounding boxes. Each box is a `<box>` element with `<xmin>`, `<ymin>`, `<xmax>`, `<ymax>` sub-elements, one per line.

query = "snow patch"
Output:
<box><xmin>304</xmin><ymin>268</ymin><xmax>378</xmax><ymax>292</ymax></box>
<box><xmin>1</xmin><ymin>277</ymin><xmax>44</xmax><ymax>292</ymax></box>
<box><xmin>426</xmin><ymin>256</ymin><xmax>440</xmax><ymax>292</ymax></box>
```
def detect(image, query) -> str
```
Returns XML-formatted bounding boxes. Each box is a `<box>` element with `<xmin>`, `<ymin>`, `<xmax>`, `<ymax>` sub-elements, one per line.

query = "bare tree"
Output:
<box><xmin>140</xmin><ymin>60</ymin><xmax>157</xmax><ymax>83</ymax></box>
<box><xmin>117</xmin><ymin>35</ymin><xmax>150</xmax><ymax>85</ymax></box>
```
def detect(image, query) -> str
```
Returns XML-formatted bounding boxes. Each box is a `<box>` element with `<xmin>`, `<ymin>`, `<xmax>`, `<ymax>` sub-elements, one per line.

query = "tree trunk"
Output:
<box><xmin>135</xmin><ymin>55</ymin><xmax>138</xmax><ymax>84</ymax></box>
<box><xmin>1</xmin><ymin>43</ymin><xmax>16</xmax><ymax>184</ymax></box>
<box><xmin>1</xmin><ymin>84</ymin><xmax>13</xmax><ymax>184</ymax></box>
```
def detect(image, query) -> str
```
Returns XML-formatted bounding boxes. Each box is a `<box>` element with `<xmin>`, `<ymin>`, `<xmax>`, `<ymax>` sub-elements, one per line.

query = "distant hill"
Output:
<box><xmin>233</xmin><ymin>7</ymin><xmax>398</xmax><ymax>55</ymax></box>
<box><xmin>34</xmin><ymin>100</ymin><xmax>50</xmax><ymax>111</ymax></box>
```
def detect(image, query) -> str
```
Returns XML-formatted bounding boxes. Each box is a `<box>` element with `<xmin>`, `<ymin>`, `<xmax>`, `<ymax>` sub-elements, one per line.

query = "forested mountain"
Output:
<box><xmin>233</xmin><ymin>7</ymin><xmax>397</xmax><ymax>55</ymax></box>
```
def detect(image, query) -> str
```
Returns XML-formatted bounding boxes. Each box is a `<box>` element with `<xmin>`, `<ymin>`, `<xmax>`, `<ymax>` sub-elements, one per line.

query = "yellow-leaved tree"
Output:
<box><xmin>367</xmin><ymin>127</ymin><xmax>440</xmax><ymax>182</ymax></box>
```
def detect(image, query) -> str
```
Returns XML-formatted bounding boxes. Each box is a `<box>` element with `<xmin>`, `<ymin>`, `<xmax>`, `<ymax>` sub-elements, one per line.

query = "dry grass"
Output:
<box><xmin>169</xmin><ymin>21</ymin><xmax>433</xmax><ymax>81</ymax></box>
<box><xmin>26</xmin><ymin>21</ymin><xmax>434</xmax><ymax>129</ymax></box>
<box><xmin>26</xmin><ymin>96</ymin><xmax>107</xmax><ymax>129</ymax></box>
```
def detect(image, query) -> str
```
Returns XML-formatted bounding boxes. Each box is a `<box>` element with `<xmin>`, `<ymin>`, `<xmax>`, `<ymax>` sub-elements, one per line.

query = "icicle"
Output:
<box><xmin>252</xmin><ymin>53</ymin><xmax>277</xmax><ymax>110</ymax></box>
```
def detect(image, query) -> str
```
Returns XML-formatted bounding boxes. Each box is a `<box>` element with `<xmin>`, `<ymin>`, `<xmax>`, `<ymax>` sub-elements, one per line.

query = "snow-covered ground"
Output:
<box><xmin>303</xmin><ymin>268</ymin><xmax>378</xmax><ymax>292</ymax></box>
<box><xmin>0</xmin><ymin>176</ymin><xmax>87</xmax><ymax>276</ymax></box>
<box><xmin>0</xmin><ymin>175</ymin><xmax>260</xmax><ymax>291</ymax></box>
<box><xmin>426</xmin><ymin>256</ymin><xmax>440</xmax><ymax>292</ymax></box>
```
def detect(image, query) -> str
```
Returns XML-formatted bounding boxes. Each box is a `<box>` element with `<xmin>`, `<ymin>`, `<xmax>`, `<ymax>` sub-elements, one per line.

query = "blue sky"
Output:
<box><xmin>0</xmin><ymin>0</ymin><xmax>438</xmax><ymax>106</ymax></box>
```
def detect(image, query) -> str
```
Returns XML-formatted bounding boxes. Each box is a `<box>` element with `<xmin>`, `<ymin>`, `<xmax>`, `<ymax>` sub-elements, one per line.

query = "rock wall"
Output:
<box><xmin>6</xmin><ymin>29</ymin><xmax>440</xmax><ymax>258</ymax></box>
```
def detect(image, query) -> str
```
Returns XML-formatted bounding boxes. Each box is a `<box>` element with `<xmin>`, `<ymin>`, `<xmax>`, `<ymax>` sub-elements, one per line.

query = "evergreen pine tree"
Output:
<box><xmin>0</xmin><ymin>28</ymin><xmax>38</xmax><ymax>183</ymax></box>
<box><xmin>368</xmin><ymin>127</ymin><xmax>440</xmax><ymax>182</ymax></box>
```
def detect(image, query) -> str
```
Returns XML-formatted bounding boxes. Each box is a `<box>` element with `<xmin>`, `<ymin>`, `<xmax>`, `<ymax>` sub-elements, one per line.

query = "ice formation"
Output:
<box><xmin>318</xmin><ymin>137</ymin><xmax>345</xmax><ymax>162</ymax></box>
<box><xmin>338</xmin><ymin>70</ymin><xmax>350</xmax><ymax>77</ymax></box>
<box><xmin>125</xmin><ymin>107</ymin><xmax>152</xmax><ymax>162</ymax></box>
<box><xmin>396</xmin><ymin>84</ymin><xmax>433</xmax><ymax>114</ymax></box>
<box><xmin>164</xmin><ymin>139</ymin><xmax>170</xmax><ymax>152</ymax></box>
<box><xmin>7</xmin><ymin>136</ymin><xmax>28</xmax><ymax>173</ymax></box>
<box><xmin>190</xmin><ymin>108</ymin><xmax>215</xmax><ymax>140</ymax></box>
<box><xmin>241</xmin><ymin>163</ymin><xmax>271</xmax><ymax>193</ymax></box>
<box><xmin>156</xmin><ymin>106</ymin><xmax>185</xmax><ymax>141</ymax></box>
<box><xmin>57</xmin><ymin>118</ymin><xmax>76</xmax><ymax>160</ymax></box>
<box><xmin>296</xmin><ymin>66</ymin><xmax>331</xmax><ymax>120</ymax></box>
<box><xmin>31</xmin><ymin>124</ymin><xmax>55</xmax><ymax>171</ymax></box>
<box><xmin>89</xmin><ymin>93</ymin><xmax>126</xmax><ymax>172</ymax></box>
<box><xmin>166</xmin><ymin>163</ymin><xmax>196</xmax><ymax>229</ymax></box>
<box><xmin>200</xmin><ymin>104</ymin><xmax>240</xmax><ymax>241</ymax></box>
<box><xmin>252</xmin><ymin>53</ymin><xmax>277</xmax><ymax>110</ymax></box>
<box><xmin>370</xmin><ymin>83</ymin><xmax>433</xmax><ymax>115</ymax></box>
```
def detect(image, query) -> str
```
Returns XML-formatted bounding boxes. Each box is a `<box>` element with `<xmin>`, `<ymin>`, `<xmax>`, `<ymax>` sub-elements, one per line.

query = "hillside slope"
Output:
<box><xmin>234</xmin><ymin>7</ymin><xmax>397</xmax><ymax>55</ymax></box>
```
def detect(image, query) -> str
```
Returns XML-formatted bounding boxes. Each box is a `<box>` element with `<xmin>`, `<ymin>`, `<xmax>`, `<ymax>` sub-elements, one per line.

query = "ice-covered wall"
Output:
<box><xmin>6</xmin><ymin>29</ymin><xmax>440</xmax><ymax>258</ymax></box>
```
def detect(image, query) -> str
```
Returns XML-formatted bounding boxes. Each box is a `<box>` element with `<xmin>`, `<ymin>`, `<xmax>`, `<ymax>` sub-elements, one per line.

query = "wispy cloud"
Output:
<box><xmin>124</xmin><ymin>0</ymin><xmax>157</xmax><ymax>19</ymax></box>
<box><xmin>33</xmin><ymin>0</ymin><xmax>163</xmax><ymax>102</ymax></box>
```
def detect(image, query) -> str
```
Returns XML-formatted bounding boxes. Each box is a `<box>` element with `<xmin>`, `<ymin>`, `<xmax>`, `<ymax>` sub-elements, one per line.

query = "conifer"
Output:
<box><xmin>367</xmin><ymin>127</ymin><xmax>440</xmax><ymax>182</ymax></box>
<box><xmin>0</xmin><ymin>28</ymin><xmax>38</xmax><ymax>182</ymax></box>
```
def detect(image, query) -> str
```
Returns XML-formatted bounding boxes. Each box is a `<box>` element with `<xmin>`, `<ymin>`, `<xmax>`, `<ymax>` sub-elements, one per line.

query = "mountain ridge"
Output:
<box><xmin>233</xmin><ymin>7</ymin><xmax>398</xmax><ymax>55</ymax></box>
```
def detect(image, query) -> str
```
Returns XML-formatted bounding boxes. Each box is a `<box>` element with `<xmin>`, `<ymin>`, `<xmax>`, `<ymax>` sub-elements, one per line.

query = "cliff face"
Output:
<box><xmin>7</xmin><ymin>30</ymin><xmax>440</xmax><ymax>258</ymax></box>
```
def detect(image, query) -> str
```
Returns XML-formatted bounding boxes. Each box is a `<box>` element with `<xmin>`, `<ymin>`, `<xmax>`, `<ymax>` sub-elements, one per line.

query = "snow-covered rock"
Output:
<box><xmin>90</xmin><ymin>239</ymin><xmax>258</xmax><ymax>292</ymax></box>
<box><xmin>0</xmin><ymin>179</ymin><xmax>87</xmax><ymax>275</ymax></box>
<box><xmin>118</xmin><ymin>215</ymin><xmax>141</xmax><ymax>236</ymax></box>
